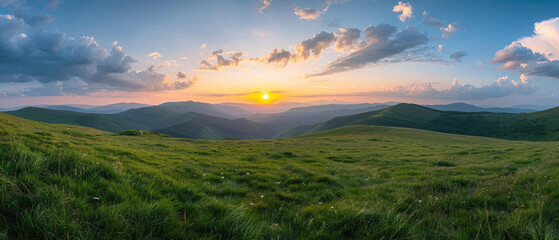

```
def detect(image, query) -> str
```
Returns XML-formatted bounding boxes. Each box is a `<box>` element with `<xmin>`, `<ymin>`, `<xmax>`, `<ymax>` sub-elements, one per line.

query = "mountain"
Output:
<box><xmin>511</xmin><ymin>104</ymin><xmax>555</xmax><ymax>111</ymax></box>
<box><xmin>144</xmin><ymin>101</ymin><xmax>235</xmax><ymax>119</ymax></box>
<box><xmin>155</xmin><ymin>112</ymin><xmax>275</xmax><ymax>139</ymax></box>
<box><xmin>279</xmin><ymin>103</ymin><xmax>559</xmax><ymax>141</ymax></box>
<box><xmin>6</xmin><ymin>107</ymin><xmax>144</xmax><ymax>133</ymax></box>
<box><xmin>216</xmin><ymin>102</ymin><xmax>313</xmax><ymax>114</ymax></box>
<box><xmin>6</xmin><ymin>105</ymin><xmax>274</xmax><ymax>139</ymax></box>
<box><xmin>246</xmin><ymin>103</ymin><xmax>390</xmax><ymax>133</ymax></box>
<box><xmin>42</xmin><ymin>105</ymin><xmax>89</xmax><ymax>112</ymax></box>
<box><xmin>425</xmin><ymin>102</ymin><xmax>536</xmax><ymax>113</ymax></box>
<box><xmin>86</xmin><ymin>102</ymin><xmax>151</xmax><ymax>114</ymax></box>
<box><xmin>1</xmin><ymin>103</ymin><xmax>151</xmax><ymax>114</ymax></box>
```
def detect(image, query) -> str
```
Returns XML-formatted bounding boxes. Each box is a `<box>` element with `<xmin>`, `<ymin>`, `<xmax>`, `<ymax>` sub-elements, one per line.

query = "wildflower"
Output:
<box><xmin>246</xmin><ymin>172</ymin><xmax>250</xmax><ymax>175</ymax></box>
<box><xmin>221</xmin><ymin>176</ymin><xmax>225</xmax><ymax>179</ymax></box>
<box><xmin>318</xmin><ymin>202</ymin><xmax>323</xmax><ymax>205</ymax></box>
<box><xmin>250</xmin><ymin>202</ymin><xmax>254</xmax><ymax>206</ymax></box>
<box><xmin>260</xmin><ymin>195</ymin><xmax>264</xmax><ymax>198</ymax></box>
<box><xmin>418</xmin><ymin>200</ymin><xmax>422</xmax><ymax>203</ymax></box>
<box><xmin>93</xmin><ymin>197</ymin><xmax>99</xmax><ymax>200</ymax></box>
<box><xmin>330</xmin><ymin>206</ymin><xmax>334</xmax><ymax>209</ymax></box>
<box><xmin>220</xmin><ymin>173</ymin><xmax>223</xmax><ymax>175</ymax></box>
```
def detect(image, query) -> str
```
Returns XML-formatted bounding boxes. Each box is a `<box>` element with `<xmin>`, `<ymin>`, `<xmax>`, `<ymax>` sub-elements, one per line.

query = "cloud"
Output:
<box><xmin>199</xmin><ymin>49</ymin><xmax>244</xmax><ymax>71</ymax></box>
<box><xmin>201</xmin><ymin>43</ymin><xmax>207</xmax><ymax>49</ymax></box>
<box><xmin>421</xmin><ymin>11</ymin><xmax>444</xmax><ymax>27</ymax></box>
<box><xmin>374</xmin><ymin>76</ymin><xmax>535</xmax><ymax>100</ymax></box>
<box><xmin>294</xmin><ymin>0</ymin><xmax>341</xmax><ymax>21</ymax></box>
<box><xmin>147</xmin><ymin>52</ymin><xmax>162</xmax><ymax>60</ymax></box>
<box><xmin>333</xmin><ymin>27</ymin><xmax>360</xmax><ymax>52</ymax></box>
<box><xmin>301</xmin><ymin>76</ymin><xmax>535</xmax><ymax>100</ymax></box>
<box><xmin>491</xmin><ymin>18</ymin><xmax>559</xmax><ymax>79</ymax></box>
<box><xmin>176</xmin><ymin>71</ymin><xmax>186</xmax><ymax>79</ymax></box>
<box><xmin>393</xmin><ymin>2</ymin><xmax>412</xmax><ymax>22</ymax></box>
<box><xmin>308</xmin><ymin>25</ymin><xmax>429</xmax><ymax>77</ymax></box>
<box><xmin>295</xmin><ymin>31</ymin><xmax>336</xmax><ymax>60</ymax></box>
<box><xmin>294</xmin><ymin>8</ymin><xmax>324</xmax><ymax>20</ymax></box>
<box><xmin>437</xmin><ymin>44</ymin><xmax>444</xmax><ymax>53</ymax></box>
<box><xmin>517</xmin><ymin>17</ymin><xmax>559</xmax><ymax>61</ymax></box>
<box><xmin>0</xmin><ymin>14</ymin><xmax>196</xmax><ymax>95</ymax></box>
<box><xmin>441</xmin><ymin>23</ymin><xmax>459</xmax><ymax>39</ymax></box>
<box><xmin>258</xmin><ymin>0</ymin><xmax>272</xmax><ymax>13</ymax></box>
<box><xmin>491</xmin><ymin>42</ymin><xmax>559</xmax><ymax>79</ymax></box>
<box><xmin>420</xmin><ymin>11</ymin><xmax>459</xmax><ymax>39</ymax></box>
<box><xmin>256</xmin><ymin>48</ymin><xmax>295</xmax><ymax>67</ymax></box>
<box><xmin>450</xmin><ymin>51</ymin><xmax>467</xmax><ymax>62</ymax></box>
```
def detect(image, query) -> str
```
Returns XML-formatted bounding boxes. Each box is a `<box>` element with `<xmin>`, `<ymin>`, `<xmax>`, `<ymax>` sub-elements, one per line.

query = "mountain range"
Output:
<box><xmin>278</xmin><ymin>103</ymin><xmax>559</xmax><ymax>141</ymax></box>
<box><xmin>5</xmin><ymin>101</ymin><xmax>558</xmax><ymax>141</ymax></box>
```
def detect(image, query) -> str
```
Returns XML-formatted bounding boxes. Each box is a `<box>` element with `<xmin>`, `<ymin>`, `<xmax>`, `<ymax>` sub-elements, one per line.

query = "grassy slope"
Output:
<box><xmin>155</xmin><ymin>112</ymin><xmax>276</xmax><ymax>139</ymax></box>
<box><xmin>279</xmin><ymin>103</ymin><xmax>559</xmax><ymax>141</ymax></box>
<box><xmin>6</xmin><ymin>107</ymin><xmax>144</xmax><ymax>133</ymax></box>
<box><xmin>1</xmin><ymin>113</ymin><xmax>559</xmax><ymax>239</ymax></box>
<box><xmin>6</xmin><ymin>107</ymin><xmax>274</xmax><ymax>139</ymax></box>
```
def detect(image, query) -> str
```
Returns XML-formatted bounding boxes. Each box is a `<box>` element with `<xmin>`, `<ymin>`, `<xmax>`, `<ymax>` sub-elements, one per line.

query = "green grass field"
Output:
<box><xmin>1</xmin><ymin>113</ymin><xmax>558</xmax><ymax>239</ymax></box>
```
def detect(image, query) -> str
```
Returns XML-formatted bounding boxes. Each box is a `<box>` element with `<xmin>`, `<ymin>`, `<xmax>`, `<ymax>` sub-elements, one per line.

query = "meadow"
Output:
<box><xmin>1</xmin><ymin>112</ymin><xmax>558</xmax><ymax>239</ymax></box>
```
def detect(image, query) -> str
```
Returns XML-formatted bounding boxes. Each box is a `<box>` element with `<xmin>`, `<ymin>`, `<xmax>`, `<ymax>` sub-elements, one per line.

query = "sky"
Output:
<box><xmin>1</xmin><ymin>0</ymin><xmax>559</xmax><ymax>108</ymax></box>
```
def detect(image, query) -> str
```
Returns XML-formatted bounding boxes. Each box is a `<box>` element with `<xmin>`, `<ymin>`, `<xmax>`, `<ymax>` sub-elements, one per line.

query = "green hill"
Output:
<box><xmin>155</xmin><ymin>112</ymin><xmax>276</xmax><ymax>139</ymax></box>
<box><xmin>5</xmin><ymin>107</ymin><xmax>144</xmax><ymax>132</ymax></box>
<box><xmin>279</xmin><ymin>103</ymin><xmax>559</xmax><ymax>141</ymax></box>
<box><xmin>0</xmin><ymin>113</ymin><xmax>558</xmax><ymax>239</ymax></box>
<box><xmin>7</xmin><ymin>106</ymin><xmax>275</xmax><ymax>139</ymax></box>
<box><xmin>246</xmin><ymin>104</ymin><xmax>390</xmax><ymax>133</ymax></box>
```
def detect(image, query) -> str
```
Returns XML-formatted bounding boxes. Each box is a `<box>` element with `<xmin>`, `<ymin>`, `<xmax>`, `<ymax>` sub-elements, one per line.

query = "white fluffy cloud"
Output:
<box><xmin>441</xmin><ymin>23</ymin><xmax>459</xmax><ymax>39</ymax></box>
<box><xmin>0</xmin><ymin>14</ymin><xmax>196</xmax><ymax>96</ymax></box>
<box><xmin>492</xmin><ymin>18</ymin><xmax>559</xmax><ymax>79</ymax></box>
<box><xmin>374</xmin><ymin>76</ymin><xmax>535</xmax><ymax>100</ymax></box>
<box><xmin>393</xmin><ymin>2</ymin><xmax>413</xmax><ymax>22</ymax></box>
<box><xmin>294</xmin><ymin>8</ymin><xmax>324</xmax><ymax>20</ymax></box>
<box><xmin>518</xmin><ymin>17</ymin><xmax>559</xmax><ymax>60</ymax></box>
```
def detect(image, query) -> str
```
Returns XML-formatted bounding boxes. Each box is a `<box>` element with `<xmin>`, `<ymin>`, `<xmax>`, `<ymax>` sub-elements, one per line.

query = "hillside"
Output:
<box><xmin>246</xmin><ymin>103</ymin><xmax>390</xmax><ymax>133</ymax></box>
<box><xmin>279</xmin><ymin>103</ymin><xmax>559</xmax><ymax>141</ymax></box>
<box><xmin>1</xmin><ymin>113</ymin><xmax>558</xmax><ymax>239</ymax></box>
<box><xmin>7</xmin><ymin>106</ymin><xmax>275</xmax><ymax>140</ymax></box>
<box><xmin>155</xmin><ymin>112</ymin><xmax>276</xmax><ymax>139</ymax></box>
<box><xmin>5</xmin><ymin>107</ymin><xmax>144</xmax><ymax>132</ymax></box>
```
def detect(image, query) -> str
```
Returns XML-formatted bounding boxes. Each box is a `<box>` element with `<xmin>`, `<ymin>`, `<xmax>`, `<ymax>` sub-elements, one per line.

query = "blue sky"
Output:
<box><xmin>1</xmin><ymin>0</ymin><xmax>559</xmax><ymax>107</ymax></box>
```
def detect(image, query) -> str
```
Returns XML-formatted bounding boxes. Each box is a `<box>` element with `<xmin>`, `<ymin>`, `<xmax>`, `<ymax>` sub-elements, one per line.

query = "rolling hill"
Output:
<box><xmin>6</xmin><ymin>105</ymin><xmax>276</xmax><ymax>139</ymax></box>
<box><xmin>0</xmin><ymin>112</ymin><xmax>558</xmax><ymax>239</ymax></box>
<box><xmin>246</xmin><ymin>103</ymin><xmax>391</xmax><ymax>133</ymax></box>
<box><xmin>279</xmin><ymin>103</ymin><xmax>559</xmax><ymax>141</ymax></box>
<box><xmin>155</xmin><ymin>112</ymin><xmax>276</xmax><ymax>139</ymax></box>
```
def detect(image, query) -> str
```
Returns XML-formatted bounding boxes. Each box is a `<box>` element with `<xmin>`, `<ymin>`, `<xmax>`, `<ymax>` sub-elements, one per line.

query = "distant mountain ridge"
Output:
<box><xmin>279</xmin><ymin>103</ymin><xmax>559</xmax><ymax>141</ymax></box>
<box><xmin>5</xmin><ymin>101</ymin><xmax>559</xmax><ymax>140</ymax></box>
<box><xmin>424</xmin><ymin>102</ymin><xmax>536</xmax><ymax>113</ymax></box>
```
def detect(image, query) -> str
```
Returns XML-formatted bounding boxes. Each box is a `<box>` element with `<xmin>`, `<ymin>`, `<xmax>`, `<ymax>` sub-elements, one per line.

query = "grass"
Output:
<box><xmin>1</xmin><ymin>113</ymin><xmax>559</xmax><ymax>239</ymax></box>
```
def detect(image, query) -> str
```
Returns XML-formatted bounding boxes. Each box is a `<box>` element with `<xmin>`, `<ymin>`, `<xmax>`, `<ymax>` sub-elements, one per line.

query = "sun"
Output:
<box><xmin>262</xmin><ymin>93</ymin><xmax>269</xmax><ymax>100</ymax></box>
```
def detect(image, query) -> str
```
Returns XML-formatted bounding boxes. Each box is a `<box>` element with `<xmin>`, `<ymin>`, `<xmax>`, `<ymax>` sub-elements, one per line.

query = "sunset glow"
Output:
<box><xmin>0</xmin><ymin>0</ymin><xmax>557</xmax><ymax>108</ymax></box>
